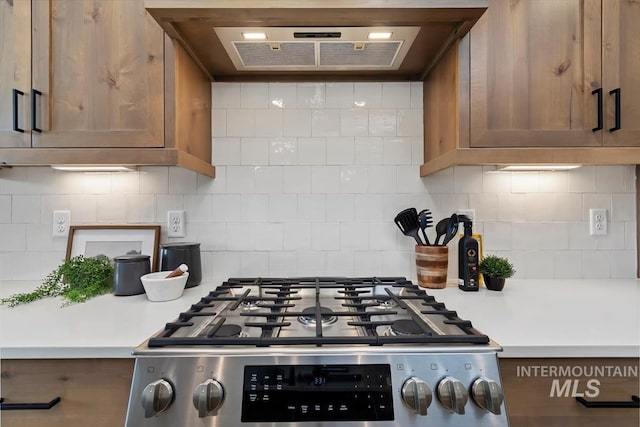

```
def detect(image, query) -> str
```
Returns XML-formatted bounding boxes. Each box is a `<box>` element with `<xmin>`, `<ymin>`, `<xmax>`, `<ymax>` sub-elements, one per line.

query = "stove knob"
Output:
<box><xmin>141</xmin><ymin>379</ymin><xmax>174</xmax><ymax>418</ymax></box>
<box><xmin>471</xmin><ymin>376</ymin><xmax>504</xmax><ymax>415</ymax></box>
<box><xmin>401</xmin><ymin>377</ymin><xmax>432</xmax><ymax>415</ymax></box>
<box><xmin>437</xmin><ymin>376</ymin><xmax>468</xmax><ymax>414</ymax></box>
<box><xmin>193</xmin><ymin>379</ymin><xmax>225</xmax><ymax>418</ymax></box>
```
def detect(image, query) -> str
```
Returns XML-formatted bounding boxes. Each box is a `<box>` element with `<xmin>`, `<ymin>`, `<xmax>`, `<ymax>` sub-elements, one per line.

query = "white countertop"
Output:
<box><xmin>1</xmin><ymin>278</ymin><xmax>638</xmax><ymax>359</ymax></box>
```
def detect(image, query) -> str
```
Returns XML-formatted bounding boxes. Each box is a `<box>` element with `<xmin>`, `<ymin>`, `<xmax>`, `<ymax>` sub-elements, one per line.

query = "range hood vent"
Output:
<box><xmin>217</xmin><ymin>27</ymin><xmax>418</xmax><ymax>71</ymax></box>
<box><xmin>144</xmin><ymin>0</ymin><xmax>487</xmax><ymax>81</ymax></box>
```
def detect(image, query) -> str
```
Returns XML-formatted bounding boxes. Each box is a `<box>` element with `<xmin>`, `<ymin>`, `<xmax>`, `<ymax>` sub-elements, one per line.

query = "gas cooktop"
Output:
<box><xmin>140</xmin><ymin>276</ymin><xmax>491</xmax><ymax>350</ymax></box>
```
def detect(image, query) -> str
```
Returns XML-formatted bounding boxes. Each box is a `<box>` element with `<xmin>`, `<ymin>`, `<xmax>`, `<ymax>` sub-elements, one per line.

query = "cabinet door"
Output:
<box><xmin>602</xmin><ymin>1</ymin><xmax>640</xmax><ymax>146</ymax></box>
<box><xmin>31</xmin><ymin>0</ymin><xmax>164</xmax><ymax>149</ymax></box>
<box><xmin>0</xmin><ymin>0</ymin><xmax>31</xmax><ymax>148</ymax></box>
<box><xmin>470</xmin><ymin>0</ymin><xmax>603</xmax><ymax>148</ymax></box>
<box><xmin>1</xmin><ymin>359</ymin><xmax>134</xmax><ymax>427</ymax></box>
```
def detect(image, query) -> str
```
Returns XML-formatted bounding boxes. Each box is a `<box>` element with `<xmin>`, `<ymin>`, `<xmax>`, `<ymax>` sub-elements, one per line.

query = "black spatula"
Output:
<box><xmin>394</xmin><ymin>208</ymin><xmax>423</xmax><ymax>245</ymax></box>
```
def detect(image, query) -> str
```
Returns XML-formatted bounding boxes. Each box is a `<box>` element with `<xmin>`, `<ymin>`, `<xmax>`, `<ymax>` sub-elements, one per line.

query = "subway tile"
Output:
<box><xmin>284</xmin><ymin>222</ymin><xmax>312</xmax><ymax>250</ymax></box>
<box><xmin>368</xmin><ymin>222</ymin><xmax>397</xmax><ymax>250</ymax></box>
<box><xmin>523</xmin><ymin>251</ymin><xmax>555</xmax><ymax>279</ymax></box>
<box><xmin>26</xmin><ymin>224</ymin><xmax>56</xmax><ymax>251</ymax></box>
<box><xmin>0</xmin><ymin>166</ymin><xmax>27</xmax><ymax>194</ymax></box>
<box><xmin>311</xmin><ymin>166</ymin><xmax>340</xmax><ymax>193</ymax></box>
<box><xmin>482</xmin><ymin>169</ymin><xmax>511</xmax><ymax>193</ymax></box>
<box><xmin>155</xmin><ymin>195</ymin><xmax>184</xmax><ymax>222</ymax></box>
<box><xmin>298</xmin><ymin>194</ymin><xmax>326</xmax><ymax>222</ymax></box>
<box><xmin>297</xmin><ymin>83</ymin><xmax>325</xmax><ymax>108</ymax></box>
<box><xmin>212</xmin><ymin>251</ymin><xmax>241</xmax><ymax>278</ymax></box>
<box><xmin>212</xmin><ymin>109</ymin><xmax>227</xmax><ymax>137</ymax></box>
<box><xmin>595</xmin><ymin>165</ymin><xmax>625</xmax><ymax>193</ymax></box>
<box><xmin>355</xmin><ymin>194</ymin><xmax>384</xmax><ymax>222</ymax></box>
<box><xmin>283</xmin><ymin>110</ymin><xmax>312</xmax><ymax>137</ymax></box>
<box><xmin>511</xmin><ymin>172</ymin><xmax>540</xmax><ymax>193</ymax></box>
<box><xmin>0</xmin><ymin>195</ymin><xmax>11</xmax><ymax>223</ymax></box>
<box><xmin>226</xmin><ymin>222</ymin><xmax>255</xmax><ymax>250</ymax></box>
<box><xmin>582</xmin><ymin>193</ymin><xmax>611</xmax><ymax>221</ymax></box>
<box><xmin>213</xmin><ymin>138</ymin><xmax>241</xmax><ymax>166</ymax></box>
<box><xmin>612</xmin><ymin>193</ymin><xmax>635</xmax><ymax>221</ymax></box>
<box><xmin>367</xmin><ymin>166</ymin><xmax>396</xmax><ymax>193</ymax></box>
<box><xmin>227</xmin><ymin>109</ymin><xmax>255</xmax><ymax>137</ymax></box>
<box><xmin>25</xmin><ymin>167</ymin><xmax>55</xmax><ymax>195</ymax></box>
<box><xmin>539</xmin><ymin>170</ymin><xmax>568</xmax><ymax>193</ymax></box>
<box><xmin>139</xmin><ymin>167</ymin><xmax>169</xmax><ymax>194</ymax></box>
<box><xmin>368</xmin><ymin>109</ymin><xmax>397</xmax><ymax>136</ymax></box>
<box><xmin>193</xmin><ymin>223</ymin><xmax>226</xmax><ymax>251</ymax></box>
<box><xmin>269</xmin><ymin>83</ymin><xmax>297</xmax><ymax>109</ymax></box>
<box><xmin>296</xmin><ymin>251</ymin><xmax>326</xmax><ymax>276</ymax></box>
<box><xmin>340</xmin><ymin>109</ymin><xmax>368</xmax><ymax>136</ymax></box>
<box><xmin>340</xmin><ymin>222</ymin><xmax>369</xmax><ymax>250</ymax></box>
<box><xmin>283</xmin><ymin>166</ymin><xmax>311</xmax><ymax>193</ymax></box>
<box><xmin>326</xmin><ymin>251</ymin><xmax>354</xmax><ymax>275</ymax></box>
<box><xmin>482</xmin><ymin>222</ymin><xmax>513</xmax><ymax>250</ymax></box>
<box><xmin>269</xmin><ymin>194</ymin><xmax>297</xmax><ymax>222</ymax></box>
<box><xmin>169</xmin><ymin>167</ymin><xmax>198</xmax><ymax>194</ymax></box>
<box><xmin>254</xmin><ymin>109</ymin><xmax>283</xmax><ymax>137</ymax></box>
<box><xmin>226</xmin><ymin>166</ymin><xmax>255</xmax><ymax>193</ymax></box>
<box><xmin>311</xmin><ymin>222</ymin><xmax>340</xmax><ymax>250</ymax></box>
<box><xmin>0</xmin><ymin>224</ymin><xmax>26</xmax><ymax>251</ymax></box>
<box><xmin>326</xmin><ymin>83</ymin><xmax>354</xmax><ymax>108</ymax></box>
<box><xmin>311</xmin><ymin>109</ymin><xmax>340</xmax><ymax>137</ymax></box>
<box><xmin>82</xmin><ymin>173</ymin><xmax>111</xmax><ymax>195</ymax></box>
<box><xmin>97</xmin><ymin>195</ymin><xmax>127</xmax><ymax>222</ymax></box>
<box><xmin>582</xmin><ymin>251</ymin><xmax>610</xmax><ymax>278</ymax></box>
<box><xmin>269</xmin><ymin>252</ymin><xmax>298</xmax><ymax>276</ymax></box>
<box><xmin>197</xmin><ymin>168</ymin><xmax>226</xmax><ymax>195</ymax></box>
<box><xmin>326</xmin><ymin>194</ymin><xmax>355</xmax><ymax>221</ymax></box>
<box><xmin>568</xmin><ymin>166</ymin><xmax>596</xmax><ymax>193</ymax></box>
<box><xmin>241</xmin><ymin>83</ymin><xmax>269</xmax><ymax>108</ymax></box>
<box><xmin>353</xmin><ymin>82</ymin><xmax>382</xmax><ymax>108</ymax></box>
<box><xmin>524</xmin><ymin>193</ymin><xmax>555</xmax><ymax>221</ymax></box>
<box><xmin>254</xmin><ymin>223</ymin><xmax>283</xmax><ymax>250</ymax></box>
<box><xmin>126</xmin><ymin>194</ymin><xmax>155</xmax><ymax>223</ymax></box>
<box><xmin>326</xmin><ymin>137</ymin><xmax>355</xmax><ymax>165</ymax></box>
<box><xmin>354</xmin><ymin>251</ymin><xmax>383</xmax><ymax>276</ymax></box>
<box><xmin>610</xmin><ymin>250</ymin><xmax>636</xmax><ymax>278</ymax></box>
<box><xmin>241</xmin><ymin>138</ymin><xmax>269</xmax><ymax>165</ymax></box>
<box><xmin>567</xmin><ymin>222</ymin><xmax>597</xmax><ymax>250</ymax></box>
<box><xmin>423</xmin><ymin>167</ymin><xmax>454</xmax><ymax>193</ymax></box>
<box><xmin>554</xmin><ymin>193</ymin><xmax>582</xmax><ymax>221</ymax></box>
<box><xmin>52</xmin><ymin>170</ymin><xmax>83</xmax><ymax>195</ymax></box>
<box><xmin>397</xmin><ymin>109</ymin><xmax>423</xmax><ymax>137</ymax></box>
<box><xmin>469</xmin><ymin>193</ymin><xmax>498</xmax><ymax>222</ymax></box>
<box><xmin>552</xmin><ymin>251</ymin><xmax>582</xmax><ymax>279</ymax></box>
<box><xmin>410</xmin><ymin>82</ymin><xmax>423</xmax><ymax>108</ymax></box>
<box><xmin>70</xmin><ymin>195</ymin><xmax>99</xmax><ymax>223</ymax></box>
<box><xmin>269</xmin><ymin>137</ymin><xmax>298</xmax><ymax>165</ymax></box>
<box><xmin>382</xmin><ymin>251</ymin><xmax>411</xmax><ymax>276</ymax></box>
<box><xmin>382</xmin><ymin>82</ymin><xmax>411</xmax><ymax>108</ymax></box>
<box><xmin>241</xmin><ymin>194</ymin><xmax>269</xmax><ymax>222</ymax></box>
<box><xmin>594</xmin><ymin>221</ymin><xmax>626</xmax><ymax>250</ymax></box>
<box><xmin>212</xmin><ymin>83</ymin><xmax>240</xmax><ymax>108</ymax></box>
<box><xmin>240</xmin><ymin>251</ymin><xmax>269</xmax><ymax>276</ymax></box>
<box><xmin>12</xmin><ymin>195</ymin><xmax>40</xmax><ymax>224</ymax></box>
<box><xmin>339</xmin><ymin>166</ymin><xmax>368</xmax><ymax>193</ymax></box>
<box><xmin>396</xmin><ymin>166</ymin><xmax>426</xmax><ymax>194</ymax></box>
<box><xmin>453</xmin><ymin>166</ymin><xmax>483</xmax><ymax>194</ymax></box>
<box><xmin>185</xmin><ymin>195</ymin><xmax>213</xmax><ymax>222</ymax></box>
<box><xmin>298</xmin><ymin>137</ymin><xmax>327</xmax><ymax>165</ymax></box>
<box><xmin>255</xmin><ymin>166</ymin><xmax>283</xmax><ymax>194</ymax></box>
<box><xmin>354</xmin><ymin>137</ymin><xmax>383</xmax><ymax>165</ymax></box>
<box><xmin>383</xmin><ymin>137</ymin><xmax>412</xmax><ymax>165</ymax></box>
<box><xmin>497</xmin><ymin>193</ymin><xmax>526</xmax><ymax>221</ymax></box>
<box><xmin>212</xmin><ymin>194</ymin><xmax>241</xmax><ymax>222</ymax></box>
<box><xmin>111</xmin><ymin>171</ymin><xmax>140</xmax><ymax>195</ymax></box>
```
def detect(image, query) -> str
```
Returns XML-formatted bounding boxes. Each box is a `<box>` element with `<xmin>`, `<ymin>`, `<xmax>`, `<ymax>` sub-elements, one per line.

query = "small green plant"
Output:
<box><xmin>1</xmin><ymin>255</ymin><xmax>114</xmax><ymax>307</ymax></box>
<box><xmin>479</xmin><ymin>255</ymin><xmax>515</xmax><ymax>279</ymax></box>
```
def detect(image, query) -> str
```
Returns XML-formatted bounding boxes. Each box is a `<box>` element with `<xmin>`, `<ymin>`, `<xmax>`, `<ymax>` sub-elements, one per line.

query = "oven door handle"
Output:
<box><xmin>0</xmin><ymin>396</ymin><xmax>61</xmax><ymax>410</ymax></box>
<box><xmin>575</xmin><ymin>395</ymin><xmax>639</xmax><ymax>409</ymax></box>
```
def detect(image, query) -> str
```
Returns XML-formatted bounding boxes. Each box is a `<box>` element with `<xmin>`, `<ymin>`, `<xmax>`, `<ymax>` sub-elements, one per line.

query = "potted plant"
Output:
<box><xmin>479</xmin><ymin>255</ymin><xmax>515</xmax><ymax>291</ymax></box>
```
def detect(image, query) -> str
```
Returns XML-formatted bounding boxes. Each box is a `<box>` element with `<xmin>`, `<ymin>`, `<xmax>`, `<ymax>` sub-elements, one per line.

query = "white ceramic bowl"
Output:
<box><xmin>140</xmin><ymin>271</ymin><xmax>189</xmax><ymax>302</ymax></box>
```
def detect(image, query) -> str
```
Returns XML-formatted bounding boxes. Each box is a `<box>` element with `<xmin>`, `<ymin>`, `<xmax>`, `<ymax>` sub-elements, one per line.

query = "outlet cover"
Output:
<box><xmin>589</xmin><ymin>208</ymin><xmax>607</xmax><ymax>236</ymax></box>
<box><xmin>167</xmin><ymin>210</ymin><xmax>186</xmax><ymax>238</ymax></box>
<box><xmin>53</xmin><ymin>210</ymin><xmax>71</xmax><ymax>237</ymax></box>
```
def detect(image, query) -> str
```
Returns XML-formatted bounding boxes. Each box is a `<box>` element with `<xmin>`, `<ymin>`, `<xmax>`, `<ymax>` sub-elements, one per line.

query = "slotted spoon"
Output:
<box><xmin>394</xmin><ymin>208</ymin><xmax>423</xmax><ymax>245</ymax></box>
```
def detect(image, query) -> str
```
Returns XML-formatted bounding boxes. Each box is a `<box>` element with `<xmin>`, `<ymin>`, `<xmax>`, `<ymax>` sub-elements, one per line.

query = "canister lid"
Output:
<box><xmin>114</xmin><ymin>254</ymin><xmax>150</xmax><ymax>263</ymax></box>
<box><xmin>160</xmin><ymin>242</ymin><xmax>200</xmax><ymax>249</ymax></box>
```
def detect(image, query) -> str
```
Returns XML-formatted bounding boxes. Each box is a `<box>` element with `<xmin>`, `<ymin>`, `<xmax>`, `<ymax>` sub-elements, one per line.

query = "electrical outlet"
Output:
<box><xmin>52</xmin><ymin>210</ymin><xmax>71</xmax><ymax>237</ymax></box>
<box><xmin>589</xmin><ymin>208</ymin><xmax>607</xmax><ymax>236</ymax></box>
<box><xmin>457</xmin><ymin>209</ymin><xmax>476</xmax><ymax>223</ymax></box>
<box><xmin>167</xmin><ymin>210</ymin><xmax>186</xmax><ymax>238</ymax></box>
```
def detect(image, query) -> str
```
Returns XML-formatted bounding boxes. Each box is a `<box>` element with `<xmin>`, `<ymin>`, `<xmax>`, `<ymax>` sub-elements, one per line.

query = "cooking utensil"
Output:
<box><xmin>441</xmin><ymin>213</ymin><xmax>459</xmax><ymax>246</ymax></box>
<box><xmin>417</xmin><ymin>209</ymin><xmax>433</xmax><ymax>246</ymax></box>
<box><xmin>394</xmin><ymin>208</ymin><xmax>423</xmax><ymax>245</ymax></box>
<box><xmin>433</xmin><ymin>218</ymin><xmax>449</xmax><ymax>246</ymax></box>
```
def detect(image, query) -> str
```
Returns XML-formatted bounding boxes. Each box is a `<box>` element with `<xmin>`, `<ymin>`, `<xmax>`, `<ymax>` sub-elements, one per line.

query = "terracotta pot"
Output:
<box><xmin>483</xmin><ymin>276</ymin><xmax>506</xmax><ymax>291</ymax></box>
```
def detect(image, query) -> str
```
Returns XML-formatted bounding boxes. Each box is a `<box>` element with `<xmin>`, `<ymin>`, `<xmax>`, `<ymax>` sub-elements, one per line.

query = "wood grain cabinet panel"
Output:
<box><xmin>500</xmin><ymin>358</ymin><xmax>640</xmax><ymax>427</ymax></box>
<box><xmin>0</xmin><ymin>0</ymin><xmax>31</xmax><ymax>148</ymax></box>
<box><xmin>0</xmin><ymin>0</ymin><xmax>214</xmax><ymax>177</ymax></box>
<box><xmin>421</xmin><ymin>0</ymin><xmax>640</xmax><ymax>176</ymax></box>
<box><xmin>0</xmin><ymin>359</ymin><xmax>134</xmax><ymax>427</ymax></box>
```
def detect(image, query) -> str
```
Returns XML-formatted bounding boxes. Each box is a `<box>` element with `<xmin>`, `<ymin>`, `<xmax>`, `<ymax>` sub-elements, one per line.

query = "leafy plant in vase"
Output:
<box><xmin>479</xmin><ymin>255</ymin><xmax>515</xmax><ymax>291</ymax></box>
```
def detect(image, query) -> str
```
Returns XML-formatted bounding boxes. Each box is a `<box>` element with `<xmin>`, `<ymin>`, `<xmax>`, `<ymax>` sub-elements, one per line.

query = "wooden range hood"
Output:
<box><xmin>145</xmin><ymin>0</ymin><xmax>487</xmax><ymax>82</ymax></box>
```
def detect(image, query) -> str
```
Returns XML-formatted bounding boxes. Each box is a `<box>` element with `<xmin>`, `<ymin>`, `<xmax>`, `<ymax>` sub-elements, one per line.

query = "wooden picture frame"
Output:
<box><xmin>65</xmin><ymin>225</ymin><xmax>162</xmax><ymax>271</ymax></box>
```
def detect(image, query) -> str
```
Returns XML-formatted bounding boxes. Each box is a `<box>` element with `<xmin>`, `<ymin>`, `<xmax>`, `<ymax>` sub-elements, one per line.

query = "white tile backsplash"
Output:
<box><xmin>0</xmin><ymin>82</ymin><xmax>636</xmax><ymax>281</ymax></box>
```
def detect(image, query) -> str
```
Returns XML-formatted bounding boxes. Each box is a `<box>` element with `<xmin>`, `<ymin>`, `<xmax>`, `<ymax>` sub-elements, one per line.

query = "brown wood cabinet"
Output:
<box><xmin>0</xmin><ymin>0</ymin><xmax>214</xmax><ymax>177</ymax></box>
<box><xmin>500</xmin><ymin>358</ymin><xmax>640</xmax><ymax>427</ymax></box>
<box><xmin>0</xmin><ymin>358</ymin><xmax>134</xmax><ymax>427</ymax></box>
<box><xmin>421</xmin><ymin>0</ymin><xmax>640</xmax><ymax>175</ymax></box>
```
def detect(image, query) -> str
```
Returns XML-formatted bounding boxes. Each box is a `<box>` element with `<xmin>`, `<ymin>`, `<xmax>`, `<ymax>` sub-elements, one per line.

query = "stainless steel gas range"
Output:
<box><xmin>125</xmin><ymin>277</ymin><xmax>509</xmax><ymax>426</ymax></box>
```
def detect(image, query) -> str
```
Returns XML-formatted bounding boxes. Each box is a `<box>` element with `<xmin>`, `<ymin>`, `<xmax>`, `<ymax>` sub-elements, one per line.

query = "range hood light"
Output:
<box><xmin>496</xmin><ymin>165</ymin><xmax>582</xmax><ymax>172</ymax></box>
<box><xmin>242</xmin><ymin>32</ymin><xmax>267</xmax><ymax>40</ymax></box>
<box><xmin>368</xmin><ymin>32</ymin><xmax>393</xmax><ymax>39</ymax></box>
<box><xmin>51</xmin><ymin>165</ymin><xmax>137</xmax><ymax>172</ymax></box>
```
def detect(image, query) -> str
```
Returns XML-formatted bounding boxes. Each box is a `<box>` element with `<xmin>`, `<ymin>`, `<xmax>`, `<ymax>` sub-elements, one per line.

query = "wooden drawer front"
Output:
<box><xmin>501</xmin><ymin>358</ymin><xmax>640</xmax><ymax>427</ymax></box>
<box><xmin>1</xmin><ymin>359</ymin><xmax>133</xmax><ymax>427</ymax></box>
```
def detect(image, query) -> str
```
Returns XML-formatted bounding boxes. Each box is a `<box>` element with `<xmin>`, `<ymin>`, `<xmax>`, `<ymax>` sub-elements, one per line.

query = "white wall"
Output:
<box><xmin>0</xmin><ymin>82</ymin><xmax>636</xmax><ymax>281</ymax></box>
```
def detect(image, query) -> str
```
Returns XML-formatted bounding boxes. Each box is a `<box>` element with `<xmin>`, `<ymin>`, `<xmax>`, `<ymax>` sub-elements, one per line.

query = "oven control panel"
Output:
<box><xmin>241</xmin><ymin>364</ymin><xmax>394</xmax><ymax>422</ymax></box>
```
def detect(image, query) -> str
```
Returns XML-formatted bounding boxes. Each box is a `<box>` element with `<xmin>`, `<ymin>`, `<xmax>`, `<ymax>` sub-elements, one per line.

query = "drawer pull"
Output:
<box><xmin>591</xmin><ymin>88</ymin><xmax>603</xmax><ymax>132</ymax></box>
<box><xmin>609</xmin><ymin>88</ymin><xmax>621</xmax><ymax>132</ymax></box>
<box><xmin>0</xmin><ymin>396</ymin><xmax>61</xmax><ymax>410</ymax></box>
<box><xmin>576</xmin><ymin>395</ymin><xmax>639</xmax><ymax>409</ymax></box>
<box><xmin>31</xmin><ymin>89</ymin><xmax>42</xmax><ymax>133</ymax></box>
<box><xmin>12</xmin><ymin>89</ymin><xmax>24</xmax><ymax>133</ymax></box>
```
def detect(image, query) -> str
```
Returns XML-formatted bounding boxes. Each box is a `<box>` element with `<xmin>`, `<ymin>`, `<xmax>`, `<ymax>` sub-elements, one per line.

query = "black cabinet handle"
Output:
<box><xmin>31</xmin><ymin>88</ymin><xmax>42</xmax><ymax>133</ymax></box>
<box><xmin>591</xmin><ymin>88</ymin><xmax>603</xmax><ymax>132</ymax></box>
<box><xmin>576</xmin><ymin>395</ymin><xmax>639</xmax><ymax>409</ymax></box>
<box><xmin>609</xmin><ymin>88</ymin><xmax>621</xmax><ymax>132</ymax></box>
<box><xmin>12</xmin><ymin>89</ymin><xmax>24</xmax><ymax>133</ymax></box>
<box><xmin>0</xmin><ymin>396</ymin><xmax>61</xmax><ymax>410</ymax></box>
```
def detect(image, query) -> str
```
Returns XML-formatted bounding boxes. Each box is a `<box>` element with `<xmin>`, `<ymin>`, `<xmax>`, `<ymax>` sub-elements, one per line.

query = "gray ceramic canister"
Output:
<box><xmin>113</xmin><ymin>254</ymin><xmax>150</xmax><ymax>296</ymax></box>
